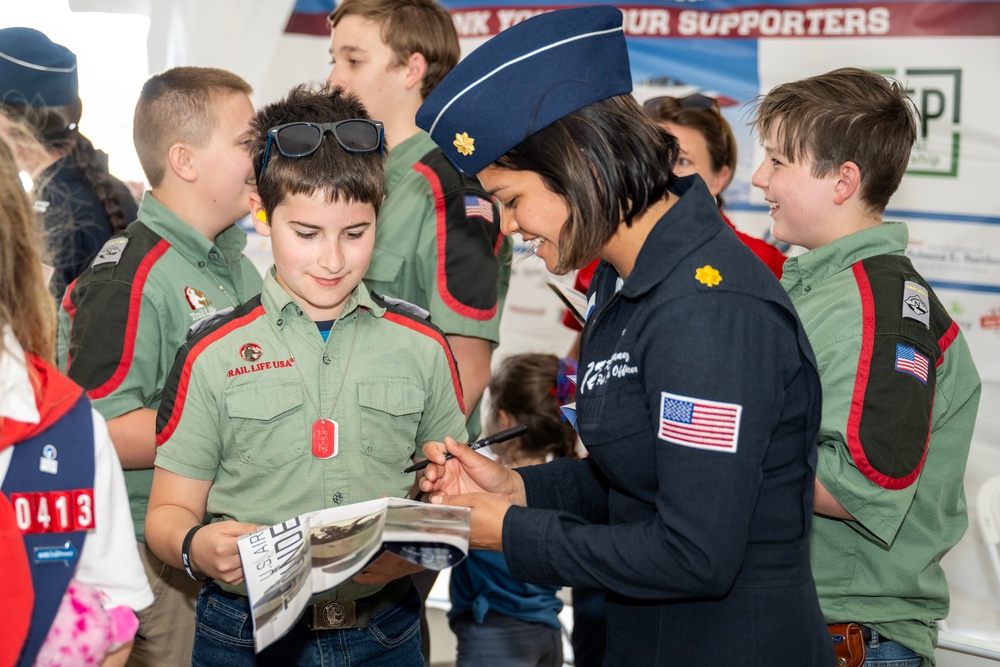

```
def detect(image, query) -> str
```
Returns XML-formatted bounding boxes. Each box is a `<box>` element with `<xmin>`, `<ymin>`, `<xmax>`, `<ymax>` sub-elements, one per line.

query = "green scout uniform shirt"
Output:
<box><xmin>154</xmin><ymin>269</ymin><xmax>468</xmax><ymax>602</ymax></box>
<box><xmin>781</xmin><ymin>222</ymin><xmax>981</xmax><ymax>666</ymax></box>
<box><xmin>57</xmin><ymin>193</ymin><xmax>264</xmax><ymax>542</ymax></box>
<box><xmin>364</xmin><ymin>131</ymin><xmax>512</xmax><ymax>438</ymax></box>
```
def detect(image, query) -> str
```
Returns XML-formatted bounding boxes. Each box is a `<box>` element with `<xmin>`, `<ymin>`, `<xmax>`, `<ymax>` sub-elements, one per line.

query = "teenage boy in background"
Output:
<box><xmin>57</xmin><ymin>67</ymin><xmax>263</xmax><ymax>666</ymax></box>
<box><xmin>327</xmin><ymin>0</ymin><xmax>510</xmax><ymax>440</ymax></box>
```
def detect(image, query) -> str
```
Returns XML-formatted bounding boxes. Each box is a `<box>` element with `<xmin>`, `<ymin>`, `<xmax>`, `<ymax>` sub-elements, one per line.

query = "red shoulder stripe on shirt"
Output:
<box><xmin>382</xmin><ymin>310</ymin><xmax>466</xmax><ymax>416</ymax></box>
<box><xmin>88</xmin><ymin>240</ymin><xmax>170</xmax><ymax>400</ymax></box>
<box><xmin>61</xmin><ymin>280</ymin><xmax>77</xmax><ymax>327</ymax></box>
<box><xmin>156</xmin><ymin>305</ymin><xmax>266</xmax><ymax>446</ymax></box>
<box><xmin>413</xmin><ymin>161</ymin><xmax>497</xmax><ymax>322</ymax></box>
<box><xmin>937</xmin><ymin>320</ymin><xmax>960</xmax><ymax>368</ymax></box>
<box><xmin>846</xmin><ymin>261</ymin><xmax>929</xmax><ymax>490</ymax></box>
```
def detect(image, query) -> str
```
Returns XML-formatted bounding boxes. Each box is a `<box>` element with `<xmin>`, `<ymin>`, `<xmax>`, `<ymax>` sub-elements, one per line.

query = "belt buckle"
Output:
<box><xmin>310</xmin><ymin>600</ymin><xmax>357</xmax><ymax>630</ymax></box>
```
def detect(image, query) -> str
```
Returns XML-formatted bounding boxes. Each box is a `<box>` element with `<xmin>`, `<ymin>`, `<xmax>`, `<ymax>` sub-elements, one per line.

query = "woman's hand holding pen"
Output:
<box><xmin>419</xmin><ymin>437</ymin><xmax>527</xmax><ymax>551</ymax></box>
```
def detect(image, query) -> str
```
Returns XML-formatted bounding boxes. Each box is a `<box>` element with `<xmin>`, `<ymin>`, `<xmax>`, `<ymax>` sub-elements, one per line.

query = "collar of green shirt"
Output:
<box><xmin>137</xmin><ymin>192</ymin><xmax>250</xmax><ymax>269</ymax></box>
<box><xmin>780</xmin><ymin>221</ymin><xmax>908</xmax><ymax>295</ymax></box>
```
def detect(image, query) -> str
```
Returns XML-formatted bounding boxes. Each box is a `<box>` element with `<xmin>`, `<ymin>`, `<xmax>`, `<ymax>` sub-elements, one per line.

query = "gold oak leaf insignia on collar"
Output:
<box><xmin>695</xmin><ymin>265</ymin><xmax>722</xmax><ymax>287</ymax></box>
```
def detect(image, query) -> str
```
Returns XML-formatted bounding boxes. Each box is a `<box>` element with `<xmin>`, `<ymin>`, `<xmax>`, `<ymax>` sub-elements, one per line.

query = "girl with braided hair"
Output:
<box><xmin>0</xmin><ymin>28</ymin><xmax>139</xmax><ymax>298</ymax></box>
<box><xmin>448</xmin><ymin>353</ymin><xmax>578</xmax><ymax>667</ymax></box>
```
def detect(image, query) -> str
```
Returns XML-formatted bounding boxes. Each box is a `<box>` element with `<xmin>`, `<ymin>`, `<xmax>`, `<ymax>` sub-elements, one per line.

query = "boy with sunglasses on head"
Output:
<box><xmin>56</xmin><ymin>66</ymin><xmax>263</xmax><ymax>667</ymax></box>
<box><xmin>145</xmin><ymin>85</ymin><xmax>468</xmax><ymax>666</ymax></box>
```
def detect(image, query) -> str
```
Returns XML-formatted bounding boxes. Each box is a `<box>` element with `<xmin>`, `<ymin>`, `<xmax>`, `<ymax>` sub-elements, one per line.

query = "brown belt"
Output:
<box><xmin>299</xmin><ymin>577</ymin><xmax>412</xmax><ymax>631</ymax></box>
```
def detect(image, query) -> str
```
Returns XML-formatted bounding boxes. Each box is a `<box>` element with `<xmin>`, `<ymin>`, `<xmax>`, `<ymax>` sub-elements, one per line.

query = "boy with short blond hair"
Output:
<box><xmin>145</xmin><ymin>85</ymin><xmax>468</xmax><ymax>665</ymax></box>
<box><xmin>57</xmin><ymin>66</ymin><xmax>263</xmax><ymax>666</ymax></box>
<box><xmin>751</xmin><ymin>66</ymin><xmax>981</xmax><ymax>666</ymax></box>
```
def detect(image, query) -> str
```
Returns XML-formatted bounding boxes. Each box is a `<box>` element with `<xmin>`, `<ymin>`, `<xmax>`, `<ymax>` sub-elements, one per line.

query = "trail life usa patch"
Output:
<box><xmin>902</xmin><ymin>280</ymin><xmax>930</xmax><ymax>329</ymax></box>
<box><xmin>658</xmin><ymin>392</ymin><xmax>741</xmax><ymax>453</ymax></box>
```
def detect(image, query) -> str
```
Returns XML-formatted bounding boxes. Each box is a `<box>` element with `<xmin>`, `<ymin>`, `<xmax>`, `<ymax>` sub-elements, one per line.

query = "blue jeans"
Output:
<box><xmin>191</xmin><ymin>583</ymin><xmax>423</xmax><ymax>667</ymax></box>
<box><xmin>451</xmin><ymin>612</ymin><xmax>562</xmax><ymax>667</ymax></box>
<box><xmin>864</xmin><ymin>628</ymin><xmax>922</xmax><ymax>667</ymax></box>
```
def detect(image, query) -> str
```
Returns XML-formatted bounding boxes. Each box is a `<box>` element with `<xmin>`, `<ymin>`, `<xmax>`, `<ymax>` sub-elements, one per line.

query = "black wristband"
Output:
<box><xmin>181</xmin><ymin>524</ymin><xmax>211</xmax><ymax>582</ymax></box>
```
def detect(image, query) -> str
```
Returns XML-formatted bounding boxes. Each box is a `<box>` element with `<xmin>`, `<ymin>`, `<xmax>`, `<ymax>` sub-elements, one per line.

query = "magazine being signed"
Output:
<box><xmin>237</xmin><ymin>497</ymin><xmax>470</xmax><ymax>652</ymax></box>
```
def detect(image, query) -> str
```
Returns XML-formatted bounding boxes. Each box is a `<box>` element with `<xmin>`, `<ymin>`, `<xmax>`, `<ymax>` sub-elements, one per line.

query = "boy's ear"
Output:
<box><xmin>167</xmin><ymin>143</ymin><xmax>197</xmax><ymax>183</ymax></box>
<box><xmin>403</xmin><ymin>52</ymin><xmax>428</xmax><ymax>92</ymax></box>
<box><xmin>249</xmin><ymin>195</ymin><xmax>271</xmax><ymax>237</ymax></box>
<box><xmin>833</xmin><ymin>160</ymin><xmax>862</xmax><ymax>206</ymax></box>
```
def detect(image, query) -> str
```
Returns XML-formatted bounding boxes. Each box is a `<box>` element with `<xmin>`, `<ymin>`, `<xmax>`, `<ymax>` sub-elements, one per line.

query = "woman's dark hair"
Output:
<box><xmin>1</xmin><ymin>100</ymin><xmax>131</xmax><ymax>234</ymax></box>
<box><xmin>493</xmin><ymin>94</ymin><xmax>678</xmax><ymax>273</ymax></box>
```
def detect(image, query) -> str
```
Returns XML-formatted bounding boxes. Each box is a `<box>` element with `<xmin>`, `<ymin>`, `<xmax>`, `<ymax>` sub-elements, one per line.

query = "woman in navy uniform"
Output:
<box><xmin>416</xmin><ymin>7</ymin><xmax>832</xmax><ymax>665</ymax></box>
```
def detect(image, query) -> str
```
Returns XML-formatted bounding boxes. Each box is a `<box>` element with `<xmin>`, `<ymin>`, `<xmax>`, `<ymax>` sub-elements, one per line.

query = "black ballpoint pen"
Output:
<box><xmin>402</xmin><ymin>424</ymin><xmax>528</xmax><ymax>473</ymax></box>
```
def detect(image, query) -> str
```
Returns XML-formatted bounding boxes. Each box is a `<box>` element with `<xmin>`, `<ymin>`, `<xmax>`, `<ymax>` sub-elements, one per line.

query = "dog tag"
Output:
<box><xmin>312</xmin><ymin>419</ymin><xmax>339</xmax><ymax>459</ymax></box>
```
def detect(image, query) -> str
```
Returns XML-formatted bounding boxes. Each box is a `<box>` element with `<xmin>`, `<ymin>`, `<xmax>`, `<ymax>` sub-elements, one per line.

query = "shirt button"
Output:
<box><xmin>803</xmin><ymin>285</ymin><xmax>812</xmax><ymax>293</ymax></box>
<box><xmin>209</xmin><ymin>251</ymin><xmax>218</xmax><ymax>260</ymax></box>
<box><xmin>276</xmin><ymin>318</ymin><xmax>283</xmax><ymax>326</ymax></box>
<box><xmin>333</xmin><ymin>493</ymin><xmax>343</xmax><ymax>504</ymax></box>
<box><xmin>198</xmin><ymin>261</ymin><xmax>206</xmax><ymax>268</ymax></box>
<box><xmin>323</xmin><ymin>355</ymin><xmax>331</xmax><ymax>365</ymax></box>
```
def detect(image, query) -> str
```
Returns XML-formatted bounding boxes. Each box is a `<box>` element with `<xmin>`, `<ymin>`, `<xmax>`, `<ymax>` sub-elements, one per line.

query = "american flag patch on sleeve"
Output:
<box><xmin>895</xmin><ymin>343</ymin><xmax>929</xmax><ymax>384</ymax></box>
<box><xmin>658</xmin><ymin>392</ymin><xmax>741</xmax><ymax>453</ymax></box>
<box><xmin>464</xmin><ymin>195</ymin><xmax>494</xmax><ymax>222</ymax></box>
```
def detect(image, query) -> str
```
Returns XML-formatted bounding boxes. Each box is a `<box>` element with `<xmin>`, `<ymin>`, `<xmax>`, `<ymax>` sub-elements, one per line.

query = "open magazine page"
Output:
<box><xmin>380</xmin><ymin>499</ymin><xmax>470</xmax><ymax>569</ymax></box>
<box><xmin>237</xmin><ymin>497</ymin><xmax>470</xmax><ymax>652</ymax></box>
<box><xmin>239</xmin><ymin>497</ymin><xmax>390</xmax><ymax>652</ymax></box>
<box><xmin>547</xmin><ymin>280</ymin><xmax>588</xmax><ymax>325</ymax></box>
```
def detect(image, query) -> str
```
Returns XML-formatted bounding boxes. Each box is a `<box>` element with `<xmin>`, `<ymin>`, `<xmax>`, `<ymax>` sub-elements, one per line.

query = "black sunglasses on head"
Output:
<box><xmin>258</xmin><ymin>119</ymin><xmax>384</xmax><ymax>181</ymax></box>
<box><xmin>643</xmin><ymin>93</ymin><xmax>718</xmax><ymax>113</ymax></box>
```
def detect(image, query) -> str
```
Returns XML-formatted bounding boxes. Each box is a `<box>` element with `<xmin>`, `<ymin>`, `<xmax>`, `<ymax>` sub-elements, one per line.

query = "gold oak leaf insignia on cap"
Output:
<box><xmin>453</xmin><ymin>132</ymin><xmax>475</xmax><ymax>156</ymax></box>
<box><xmin>695</xmin><ymin>265</ymin><xmax>722</xmax><ymax>287</ymax></box>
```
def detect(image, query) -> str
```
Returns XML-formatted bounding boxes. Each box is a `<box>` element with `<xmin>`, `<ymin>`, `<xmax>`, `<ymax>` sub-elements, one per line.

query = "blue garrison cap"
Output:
<box><xmin>416</xmin><ymin>5</ymin><xmax>631</xmax><ymax>174</ymax></box>
<box><xmin>0</xmin><ymin>27</ymin><xmax>79</xmax><ymax>107</ymax></box>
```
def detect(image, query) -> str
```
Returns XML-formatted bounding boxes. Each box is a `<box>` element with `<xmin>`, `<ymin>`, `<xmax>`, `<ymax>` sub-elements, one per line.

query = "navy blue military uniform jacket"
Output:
<box><xmin>504</xmin><ymin>177</ymin><xmax>832</xmax><ymax>666</ymax></box>
<box><xmin>39</xmin><ymin>156</ymin><xmax>139</xmax><ymax>298</ymax></box>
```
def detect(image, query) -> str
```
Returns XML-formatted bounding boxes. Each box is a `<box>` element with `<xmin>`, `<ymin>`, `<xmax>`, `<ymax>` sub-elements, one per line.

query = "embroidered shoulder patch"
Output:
<box><xmin>658</xmin><ymin>392</ymin><xmax>741</xmax><ymax>453</ymax></box>
<box><xmin>464</xmin><ymin>195</ymin><xmax>494</xmax><ymax>222</ymax></box>
<box><xmin>894</xmin><ymin>343</ymin><xmax>929</xmax><ymax>384</ymax></box>
<box><xmin>902</xmin><ymin>280</ymin><xmax>930</xmax><ymax>328</ymax></box>
<box><xmin>91</xmin><ymin>237</ymin><xmax>129</xmax><ymax>268</ymax></box>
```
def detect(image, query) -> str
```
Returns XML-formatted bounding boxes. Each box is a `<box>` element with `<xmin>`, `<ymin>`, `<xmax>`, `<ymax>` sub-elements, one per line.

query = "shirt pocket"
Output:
<box><xmin>225</xmin><ymin>382</ymin><xmax>305</xmax><ymax>470</ymax></box>
<box><xmin>578</xmin><ymin>385</ymin><xmax>649</xmax><ymax>449</ymax></box>
<box><xmin>364</xmin><ymin>243</ymin><xmax>406</xmax><ymax>287</ymax></box>
<box><xmin>357</xmin><ymin>380</ymin><xmax>425</xmax><ymax>465</ymax></box>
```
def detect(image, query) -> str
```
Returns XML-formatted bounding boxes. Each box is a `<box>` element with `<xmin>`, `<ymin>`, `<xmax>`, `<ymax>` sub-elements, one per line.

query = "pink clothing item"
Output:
<box><xmin>33</xmin><ymin>579</ymin><xmax>138</xmax><ymax>666</ymax></box>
